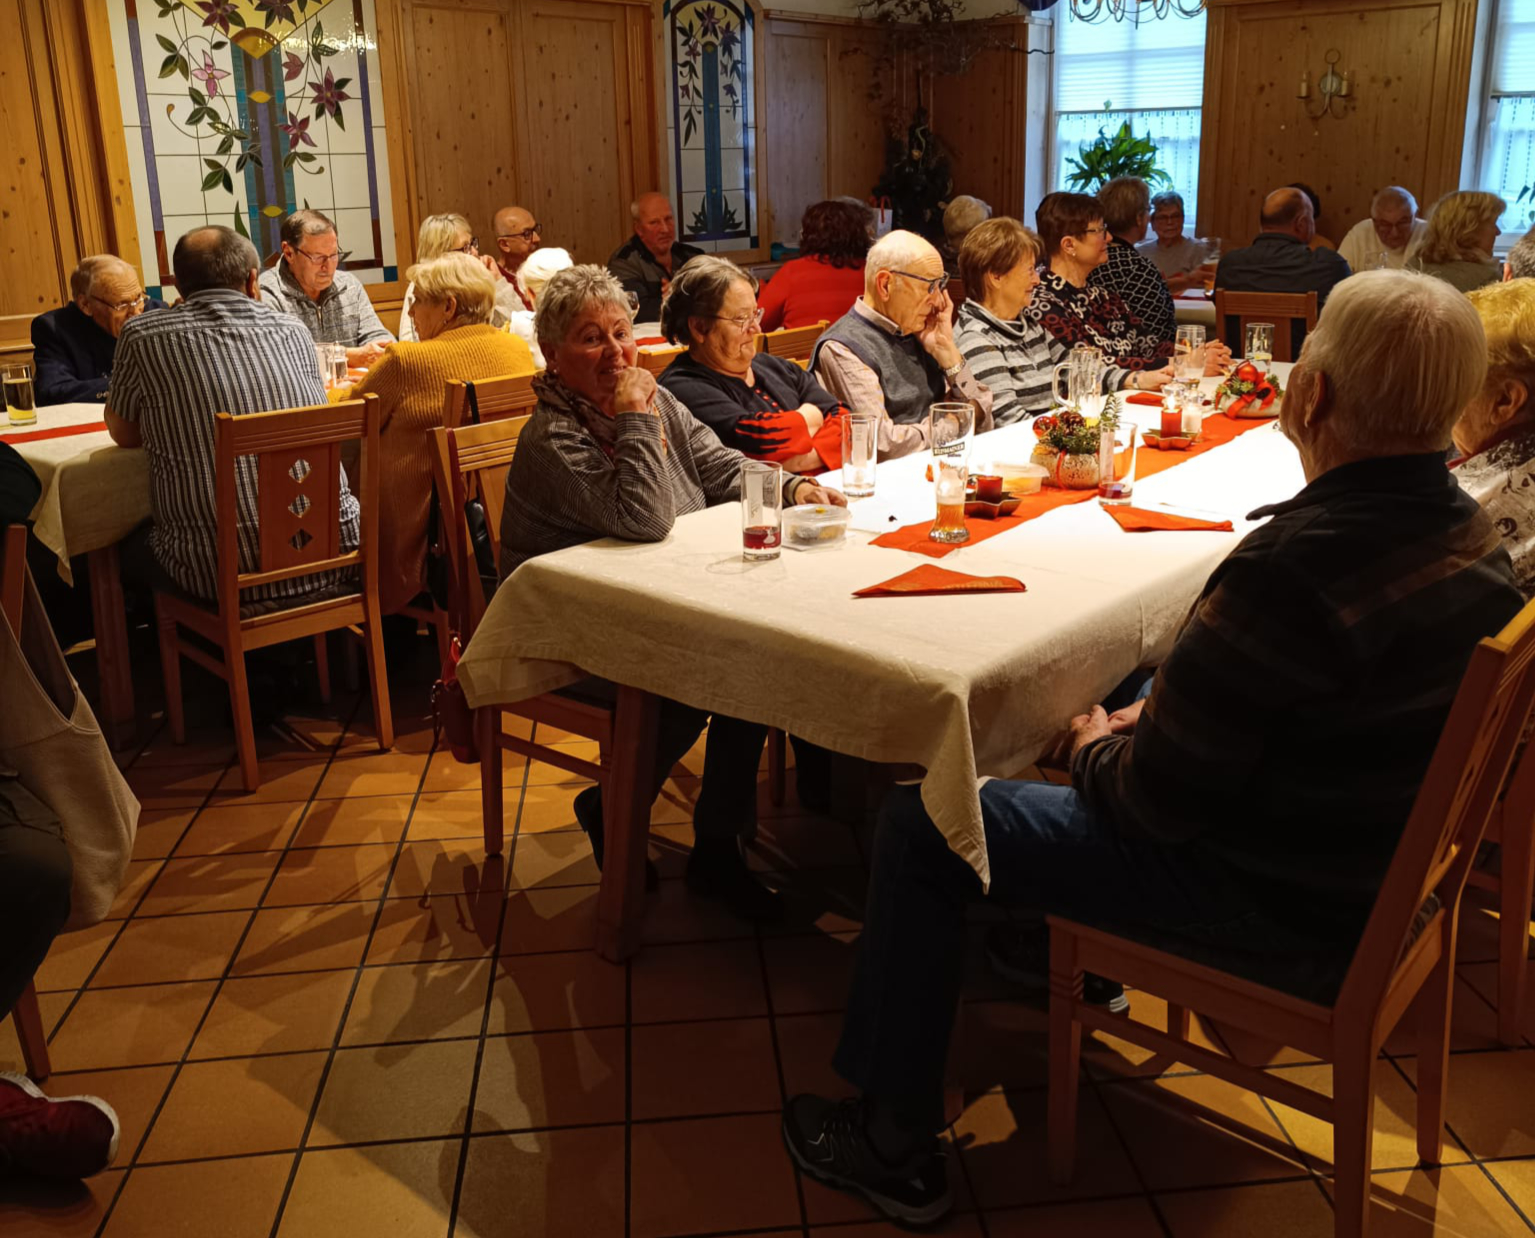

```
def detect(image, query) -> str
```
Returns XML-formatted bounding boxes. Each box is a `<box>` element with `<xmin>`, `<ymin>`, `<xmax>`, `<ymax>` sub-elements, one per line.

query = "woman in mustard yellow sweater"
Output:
<box><xmin>351</xmin><ymin>252</ymin><xmax>534</xmax><ymax>613</ymax></box>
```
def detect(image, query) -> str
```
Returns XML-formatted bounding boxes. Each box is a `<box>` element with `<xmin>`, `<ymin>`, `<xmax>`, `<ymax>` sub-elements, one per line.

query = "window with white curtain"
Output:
<box><xmin>1052</xmin><ymin>9</ymin><xmax>1208</xmax><ymax>206</ymax></box>
<box><xmin>1478</xmin><ymin>0</ymin><xmax>1535</xmax><ymax>236</ymax></box>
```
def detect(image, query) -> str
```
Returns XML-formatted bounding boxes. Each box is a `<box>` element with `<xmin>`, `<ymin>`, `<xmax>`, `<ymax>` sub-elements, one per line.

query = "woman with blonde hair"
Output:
<box><xmin>350</xmin><ymin>252</ymin><xmax>534</xmax><ymax>612</ymax></box>
<box><xmin>1453</xmin><ymin>278</ymin><xmax>1535</xmax><ymax>596</ymax></box>
<box><xmin>400</xmin><ymin>212</ymin><xmax>523</xmax><ymax>339</ymax></box>
<box><xmin>1409</xmin><ymin>191</ymin><xmax>1506</xmax><ymax>293</ymax></box>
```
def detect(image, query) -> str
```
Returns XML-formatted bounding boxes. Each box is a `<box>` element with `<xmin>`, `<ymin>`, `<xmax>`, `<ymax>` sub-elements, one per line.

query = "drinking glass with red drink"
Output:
<box><xmin>741</xmin><ymin>460</ymin><xmax>783</xmax><ymax>560</ymax></box>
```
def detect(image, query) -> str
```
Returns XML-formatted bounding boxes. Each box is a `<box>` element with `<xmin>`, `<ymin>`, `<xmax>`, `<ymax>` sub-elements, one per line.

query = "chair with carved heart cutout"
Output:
<box><xmin>153</xmin><ymin>395</ymin><xmax>393</xmax><ymax>791</ymax></box>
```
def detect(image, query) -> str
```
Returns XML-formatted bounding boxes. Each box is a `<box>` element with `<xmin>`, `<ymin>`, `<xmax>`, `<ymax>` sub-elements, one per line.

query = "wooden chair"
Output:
<box><xmin>444</xmin><ymin>371</ymin><xmax>538</xmax><ymax>429</ymax></box>
<box><xmin>1046</xmin><ymin>596</ymin><xmax>1535</xmax><ymax>1238</ymax></box>
<box><xmin>638</xmin><ymin>345</ymin><xmax>685</xmax><ymax>377</ymax></box>
<box><xmin>756</xmin><ymin>320</ymin><xmax>829</xmax><ymax>363</ymax></box>
<box><xmin>1212</xmin><ymin>289</ymin><xmax>1318</xmax><ymax>362</ymax></box>
<box><xmin>1466</xmin><ymin>730</ymin><xmax>1535</xmax><ymax>1045</ymax></box>
<box><xmin>154</xmin><ymin>396</ymin><xmax>393</xmax><ymax>791</ymax></box>
<box><xmin>2</xmin><ymin>523</ymin><xmax>50</xmax><ymax>1082</ymax></box>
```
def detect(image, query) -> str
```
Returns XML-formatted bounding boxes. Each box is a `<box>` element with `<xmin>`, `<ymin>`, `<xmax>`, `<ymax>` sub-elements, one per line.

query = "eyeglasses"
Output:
<box><xmin>293</xmin><ymin>247</ymin><xmax>350</xmax><ymax>268</ymax></box>
<box><xmin>452</xmin><ymin>238</ymin><xmax>481</xmax><ymax>254</ymax></box>
<box><xmin>1077</xmin><ymin>226</ymin><xmax>1109</xmax><ymax>238</ymax></box>
<box><xmin>1371</xmin><ymin>216</ymin><xmax>1414</xmax><ymax>232</ymax></box>
<box><xmin>497</xmin><ymin>225</ymin><xmax>542</xmax><ymax>242</ymax></box>
<box><xmin>890</xmin><ymin>270</ymin><xmax>951</xmax><ymax>296</ymax></box>
<box><xmin>1150</xmin><ymin>214</ymin><xmax>1184</xmax><ymax>224</ymax></box>
<box><xmin>89</xmin><ymin>293</ymin><xmax>147</xmax><ymax>314</ymax></box>
<box><xmin>709</xmin><ymin>308</ymin><xmax>765</xmax><ymax>330</ymax></box>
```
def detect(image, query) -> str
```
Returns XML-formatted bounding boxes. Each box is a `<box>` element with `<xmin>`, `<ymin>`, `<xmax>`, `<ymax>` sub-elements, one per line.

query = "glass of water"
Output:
<box><xmin>1245</xmin><ymin>322</ymin><xmax>1275</xmax><ymax>370</ymax></box>
<box><xmin>741</xmin><ymin>460</ymin><xmax>783</xmax><ymax>560</ymax></box>
<box><xmin>1175</xmin><ymin>325</ymin><xmax>1206</xmax><ymax>385</ymax></box>
<box><xmin>839</xmin><ymin>412</ymin><xmax>877</xmax><ymax>499</ymax></box>
<box><xmin>3</xmin><ymin>363</ymin><xmax>37</xmax><ymax>427</ymax></box>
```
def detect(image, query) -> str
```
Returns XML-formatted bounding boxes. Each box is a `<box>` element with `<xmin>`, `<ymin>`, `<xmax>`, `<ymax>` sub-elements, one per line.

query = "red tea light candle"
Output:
<box><xmin>973</xmin><ymin>474</ymin><xmax>1003</xmax><ymax>503</ymax></box>
<box><xmin>1160</xmin><ymin>402</ymin><xmax>1181</xmax><ymax>438</ymax></box>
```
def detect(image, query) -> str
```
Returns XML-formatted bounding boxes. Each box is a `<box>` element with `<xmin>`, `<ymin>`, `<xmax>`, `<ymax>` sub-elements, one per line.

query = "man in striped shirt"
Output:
<box><xmin>106</xmin><ymin>226</ymin><xmax>360</xmax><ymax>610</ymax></box>
<box><xmin>782</xmin><ymin>270</ymin><xmax>1524</xmax><ymax>1228</ymax></box>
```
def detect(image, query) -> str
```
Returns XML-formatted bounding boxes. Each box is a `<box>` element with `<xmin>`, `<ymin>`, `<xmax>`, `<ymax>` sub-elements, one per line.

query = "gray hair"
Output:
<box><xmin>1371</xmin><ymin>186</ymin><xmax>1419</xmax><ymax>218</ymax></box>
<box><xmin>660</xmin><ymin>255</ymin><xmax>757</xmax><ymax>346</ymax></box>
<box><xmin>533</xmin><ymin>264</ymin><xmax>631</xmax><ymax>349</ymax></box>
<box><xmin>943</xmin><ymin>196</ymin><xmax>992</xmax><ymax>246</ymax></box>
<box><xmin>1299</xmin><ymin>269</ymin><xmax>1486</xmax><ymax>453</ymax></box>
<box><xmin>70</xmin><ymin>255</ymin><xmax>135</xmax><ymax>300</ymax></box>
<box><xmin>1098</xmin><ymin>176</ymin><xmax>1151</xmax><ymax>236</ymax></box>
<box><xmin>279</xmin><ymin>208</ymin><xmax>336</xmax><ymax>248</ymax></box>
<box><xmin>864</xmin><ymin>229</ymin><xmax>938</xmax><ymax>296</ymax></box>
<box><xmin>1507</xmin><ymin>226</ymin><xmax>1535</xmax><ymax>280</ymax></box>
<box><xmin>173</xmin><ymin>226</ymin><xmax>260</xmax><ymax>295</ymax></box>
<box><xmin>1150</xmin><ymin>191</ymin><xmax>1186</xmax><ymax>217</ymax></box>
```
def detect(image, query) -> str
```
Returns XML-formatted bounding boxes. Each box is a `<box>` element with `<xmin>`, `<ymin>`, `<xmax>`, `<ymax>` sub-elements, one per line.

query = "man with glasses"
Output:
<box><xmin>491</xmin><ymin>205</ymin><xmax>542</xmax><ymax>312</ymax></box>
<box><xmin>811</xmin><ymin>230</ymin><xmax>992</xmax><ymax>460</ymax></box>
<box><xmin>608</xmin><ymin>192</ymin><xmax>705</xmax><ymax>320</ymax></box>
<box><xmin>1338</xmin><ymin>186</ymin><xmax>1428</xmax><ymax>274</ymax></box>
<box><xmin>258</xmin><ymin>209</ymin><xmax>393</xmax><ymax>368</ymax></box>
<box><xmin>30</xmin><ymin>255</ymin><xmax>165</xmax><ymax>405</ymax></box>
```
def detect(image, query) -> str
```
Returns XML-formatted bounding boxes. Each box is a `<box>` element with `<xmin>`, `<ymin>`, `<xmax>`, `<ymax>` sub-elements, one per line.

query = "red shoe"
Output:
<box><xmin>0</xmin><ymin>1071</ymin><xmax>120</xmax><ymax>1179</ymax></box>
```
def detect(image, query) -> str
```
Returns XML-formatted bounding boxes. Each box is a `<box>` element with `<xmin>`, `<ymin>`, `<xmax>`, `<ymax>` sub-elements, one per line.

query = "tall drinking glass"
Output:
<box><xmin>929</xmin><ymin>402</ymin><xmax>974</xmax><ymax>545</ymax></box>
<box><xmin>840</xmin><ymin>412</ymin><xmax>878</xmax><ymax>498</ymax></box>
<box><xmin>1245</xmin><ymin>322</ymin><xmax>1275</xmax><ymax>371</ymax></box>
<box><xmin>1197</xmin><ymin>237</ymin><xmax>1222</xmax><ymax>291</ymax></box>
<box><xmin>3</xmin><ymin>363</ymin><xmax>36</xmax><ymax>427</ymax></box>
<box><xmin>741</xmin><ymin>460</ymin><xmax>783</xmax><ymax>560</ymax></box>
<box><xmin>1174</xmin><ymin>325</ymin><xmax>1205</xmax><ymax>387</ymax></box>
<box><xmin>1097</xmin><ymin>418</ymin><xmax>1139</xmax><ymax>505</ymax></box>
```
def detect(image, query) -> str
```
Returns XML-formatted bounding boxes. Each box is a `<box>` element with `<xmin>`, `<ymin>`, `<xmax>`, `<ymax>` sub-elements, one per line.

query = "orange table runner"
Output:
<box><xmin>0</xmin><ymin>420</ymin><xmax>108</xmax><ymax>446</ymax></box>
<box><xmin>871</xmin><ymin>412</ymin><xmax>1272</xmax><ymax>559</ymax></box>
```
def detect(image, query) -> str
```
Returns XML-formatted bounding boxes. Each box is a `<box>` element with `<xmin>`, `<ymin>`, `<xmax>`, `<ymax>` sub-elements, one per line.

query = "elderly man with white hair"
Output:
<box><xmin>1337</xmin><ymin>186</ymin><xmax>1428</xmax><ymax>273</ymax></box>
<box><xmin>781</xmin><ymin>268</ymin><xmax>1522</xmax><ymax>1229</ymax></box>
<box><xmin>811</xmin><ymin>229</ymin><xmax>992</xmax><ymax>459</ymax></box>
<box><xmin>30</xmin><ymin>255</ymin><xmax>166</xmax><ymax>405</ymax></box>
<box><xmin>607</xmin><ymin>192</ymin><xmax>705</xmax><ymax>320</ymax></box>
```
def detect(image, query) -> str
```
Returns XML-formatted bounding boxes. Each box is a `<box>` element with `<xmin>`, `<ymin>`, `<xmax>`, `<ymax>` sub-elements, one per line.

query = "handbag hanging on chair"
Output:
<box><xmin>0</xmin><ymin>574</ymin><xmax>139</xmax><ymax>929</ymax></box>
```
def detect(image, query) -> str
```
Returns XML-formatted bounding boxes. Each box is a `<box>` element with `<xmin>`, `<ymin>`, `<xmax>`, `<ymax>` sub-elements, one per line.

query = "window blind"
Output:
<box><xmin>1055</xmin><ymin>8</ymin><xmax>1209</xmax><ymax>113</ymax></box>
<box><xmin>1489</xmin><ymin>0</ymin><xmax>1535</xmax><ymax>96</ymax></box>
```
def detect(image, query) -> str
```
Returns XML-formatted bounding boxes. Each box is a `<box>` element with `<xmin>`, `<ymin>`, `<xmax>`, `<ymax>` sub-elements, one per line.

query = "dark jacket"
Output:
<box><xmin>29</xmin><ymin>300</ymin><xmax>166</xmax><ymax>406</ymax></box>
<box><xmin>1213</xmin><ymin>233</ymin><xmax>1351</xmax><ymax>355</ymax></box>
<box><xmin>606</xmin><ymin>236</ymin><xmax>705</xmax><ymax>320</ymax></box>
<box><xmin>0</xmin><ymin>444</ymin><xmax>42</xmax><ymax>525</ymax></box>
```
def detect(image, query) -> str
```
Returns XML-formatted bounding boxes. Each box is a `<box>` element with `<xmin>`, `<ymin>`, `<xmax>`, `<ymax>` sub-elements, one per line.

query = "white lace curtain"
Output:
<box><xmin>1054</xmin><ymin>108</ymin><xmax>1203</xmax><ymax>206</ymax></box>
<box><xmin>1483</xmin><ymin>95</ymin><xmax>1535</xmax><ymax>232</ymax></box>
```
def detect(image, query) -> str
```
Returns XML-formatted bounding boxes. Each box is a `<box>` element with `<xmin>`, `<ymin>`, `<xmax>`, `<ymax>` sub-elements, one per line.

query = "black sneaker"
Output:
<box><xmin>685</xmin><ymin>840</ymin><xmax>784</xmax><ymax>924</ymax></box>
<box><xmin>782</xmin><ymin>1094</ymin><xmax>952</xmax><ymax>1228</ymax></box>
<box><xmin>984</xmin><ymin>922</ymin><xmax>1130</xmax><ymax>1014</ymax></box>
<box><xmin>573</xmin><ymin>786</ymin><xmax>659</xmax><ymax>891</ymax></box>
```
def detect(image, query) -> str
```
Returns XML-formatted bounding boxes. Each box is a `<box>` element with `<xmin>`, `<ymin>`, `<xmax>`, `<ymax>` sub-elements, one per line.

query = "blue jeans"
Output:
<box><xmin>833</xmin><ymin>778</ymin><xmax>1332</xmax><ymax>1133</ymax></box>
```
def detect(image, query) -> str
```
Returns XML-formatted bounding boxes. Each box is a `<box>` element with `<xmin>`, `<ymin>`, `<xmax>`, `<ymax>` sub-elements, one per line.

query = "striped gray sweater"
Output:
<box><xmin>955</xmin><ymin>300</ymin><xmax>1129</xmax><ymax>427</ymax></box>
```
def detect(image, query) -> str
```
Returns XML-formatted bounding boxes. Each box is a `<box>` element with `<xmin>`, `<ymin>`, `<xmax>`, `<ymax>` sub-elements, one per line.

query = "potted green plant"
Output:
<box><xmin>1063</xmin><ymin>104</ymin><xmax>1171</xmax><ymax>193</ymax></box>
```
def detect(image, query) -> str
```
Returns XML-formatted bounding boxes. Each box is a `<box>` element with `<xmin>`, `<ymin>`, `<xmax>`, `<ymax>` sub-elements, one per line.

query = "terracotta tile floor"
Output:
<box><xmin>3</xmin><ymin>683</ymin><xmax>1535</xmax><ymax>1238</ymax></box>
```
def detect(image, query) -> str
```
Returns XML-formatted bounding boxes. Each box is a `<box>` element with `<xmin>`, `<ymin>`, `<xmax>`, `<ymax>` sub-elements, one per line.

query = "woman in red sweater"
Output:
<box><xmin>758</xmin><ymin>200</ymin><xmax>870</xmax><ymax>330</ymax></box>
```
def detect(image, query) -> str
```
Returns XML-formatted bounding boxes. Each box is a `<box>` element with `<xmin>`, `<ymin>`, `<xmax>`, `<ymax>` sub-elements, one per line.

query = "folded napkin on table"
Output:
<box><xmin>636</xmin><ymin>336</ymin><xmax>669</xmax><ymax>347</ymax></box>
<box><xmin>1125</xmin><ymin>391</ymin><xmax>1165</xmax><ymax>406</ymax></box>
<box><xmin>853</xmin><ymin>564</ymin><xmax>1026</xmax><ymax>598</ymax></box>
<box><xmin>1104</xmin><ymin>506</ymin><xmax>1234</xmax><ymax>533</ymax></box>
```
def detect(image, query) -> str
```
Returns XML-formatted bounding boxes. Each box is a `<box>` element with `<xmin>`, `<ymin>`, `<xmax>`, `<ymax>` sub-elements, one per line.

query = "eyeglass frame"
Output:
<box><xmin>888</xmin><ymin>269</ymin><xmax>952</xmax><ymax>297</ymax></box>
<box><xmin>496</xmin><ymin>225</ymin><xmax>542</xmax><ymax>243</ymax></box>
<box><xmin>290</xmin><ymin>246</ymin><xmax>351</xmax><ymax>268</ymax></box>
<box><xmin>451</xmin><ymin>237</ymin><xmax>481</xmax><ymax>254</ymax></box>
<box><xmin>706</xmin><ymin>308</ymin><xmax>766</xmax><ymax>331</ymax></box>
<box><xmin>88</xmin><ymin>292</ymin><xmax>148</xmax><ymax>314</ymax></box>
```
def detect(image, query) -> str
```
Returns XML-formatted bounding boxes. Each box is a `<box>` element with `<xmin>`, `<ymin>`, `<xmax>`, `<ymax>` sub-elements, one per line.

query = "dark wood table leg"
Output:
<box><xmin>87</xmin><ymin>544</ymin><xmax>135</xmax><ymax>750</ymax></box>
<box><xmin>596</xmin><ymin>685</ymin><xmax>660</xmax><ymax>963</ymax></box>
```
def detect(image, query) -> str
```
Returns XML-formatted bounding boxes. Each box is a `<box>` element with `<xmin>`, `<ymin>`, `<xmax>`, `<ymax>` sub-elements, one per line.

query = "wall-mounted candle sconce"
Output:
<box><xmin>1298</xmin><ymin>49</ymin><xmax>1352</xmax><ymax>118</ymax></box>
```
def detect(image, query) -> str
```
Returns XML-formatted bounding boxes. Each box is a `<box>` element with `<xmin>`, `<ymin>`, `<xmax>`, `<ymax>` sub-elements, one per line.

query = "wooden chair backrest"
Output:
<box><xmin>213</xmin><ymin>395</ymin><xmax>378</xmax><ymax>620</ymax></box>
<box><xmin>948</xmin><ymin>276</ymin><xmax>967</xmax><ymax>308</ymax></box>
<box><xmin>430</xmin><ymin>416</ymin><xmax>528</xmax><ymax>638</ymax></box>
<box><xmin>444</xmin><ymin>371</ymin><xmax>538</xmax><ymax>428</ymax></box>
<box><xmin>1337</xmin><ymin>597</ymin><xmax>1535</xmax><ymax>1021</ymax></box>
<box><xmin>1</xmin><ymin>524</ymin><xmax>25</xmax><ymax>631</ymax></box>
<box><xmin>638</xmin><ymin>345</ymin><xmax>684</xmax><ymax>377</ymax></box>
<box><xmin>757</xmin><ymin>320</ymin><xmax>829</xmax><ymax>361</ymax></box>
<box><xmin>1212</xmin><ymin>290</ymin><xmax>1318</xmax><ymax>362</ymax></box>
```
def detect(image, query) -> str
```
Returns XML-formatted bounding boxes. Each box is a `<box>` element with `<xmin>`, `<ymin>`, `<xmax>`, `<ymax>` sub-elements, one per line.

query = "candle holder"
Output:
<box><xmin>1299</xmin><ymin>49</ymin><xmax>1352</xmax><ymax>119</ymax></box>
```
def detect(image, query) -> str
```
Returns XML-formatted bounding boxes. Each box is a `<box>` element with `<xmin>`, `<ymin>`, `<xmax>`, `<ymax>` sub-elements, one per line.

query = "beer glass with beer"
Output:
<box><xmin>3</xmin><ymin>363</ymin><xmax>36</xmax><ymax>427</ymax></box>
<box><xmin>929</xmin><ymin>402</ymin><xmax>974</xmax><ymax>544</ymax></box>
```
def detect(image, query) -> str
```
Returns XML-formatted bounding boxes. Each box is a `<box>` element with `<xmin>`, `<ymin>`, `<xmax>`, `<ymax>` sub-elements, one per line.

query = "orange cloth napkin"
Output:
<box><xmin>1104</xmin><ymin>506</ymin><xmax>1234</xmax><ymax>532</ymax></box>
<box><xmin>854</xmin><ymin>564</ymin><xmax>1026</xmax><ymax>597</ymax></box>
<box><xmin>1125</xmin><ymin>391</ymin><xmax>1164</xmax><ymax>406</ymax></box>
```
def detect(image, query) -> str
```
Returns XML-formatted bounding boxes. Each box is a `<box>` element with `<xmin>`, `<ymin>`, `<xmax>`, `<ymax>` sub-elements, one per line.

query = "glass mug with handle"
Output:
<box><xmin>1051</xmin><ymin>344</ymin><xmax>1106</xmax><ymax>417</ymax></box>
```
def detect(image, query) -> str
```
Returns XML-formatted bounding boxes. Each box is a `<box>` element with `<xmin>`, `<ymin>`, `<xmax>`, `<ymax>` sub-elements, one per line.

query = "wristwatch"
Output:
<box><xmin>942</xmin><ymin>358</ymin><xmax>965</xmax><ymax>380</ymax></box>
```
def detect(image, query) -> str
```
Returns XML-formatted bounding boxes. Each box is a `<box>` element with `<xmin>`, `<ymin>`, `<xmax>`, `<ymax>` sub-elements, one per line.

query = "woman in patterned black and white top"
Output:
<box><xmin>1452</xmin><ymin>279</ymin><xmax>1535</xmax><ymax>599</ymax></box>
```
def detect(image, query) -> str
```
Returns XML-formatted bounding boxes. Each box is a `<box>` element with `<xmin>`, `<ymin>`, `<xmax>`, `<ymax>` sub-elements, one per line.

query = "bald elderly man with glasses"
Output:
<box><xmin>257</xmin><ymin>208</ymin><xmax>393</xmax><ymax>368</ymax></box>
<box><xmin>30</xmin><ymin>255</ymin><xmax>166</xmax><ymax>405</ymax></box>
<box><xmin>811</xmin><ymin>230</ymin><xmax>992</xmax><ymax>460</ymax></box>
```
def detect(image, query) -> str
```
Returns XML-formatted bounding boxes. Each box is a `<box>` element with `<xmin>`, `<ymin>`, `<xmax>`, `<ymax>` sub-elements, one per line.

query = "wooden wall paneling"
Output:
<box><xmin>511</xmin><ymin>0</ymin><xmax>656</xmax><ymax>265</ymax></box>
<box><xmin>927</xmin><ymin>17</ymin><xmax>1032</xmax><ymax>220</ymax></box>
<box><xmin>762</xmin><ymin>24</ymin><xmax>832</xmax><ymax>246</ymax></box>
<box><xmin>372</xmin><ymin>0</ymin><xmax>428</xmax><ymax>293</ymax></box>
<box><xmin>1198</xmin><ymin>0</ymin><xmax>1478</xmax><ymax>253</ymax></box>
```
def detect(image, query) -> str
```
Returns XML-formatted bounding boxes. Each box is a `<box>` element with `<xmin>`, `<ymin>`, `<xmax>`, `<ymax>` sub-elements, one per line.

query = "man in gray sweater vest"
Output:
<box><xmin>811</xmin><ymin>230</ymin><xmax>993</xmax><ymax>460</ymax></box>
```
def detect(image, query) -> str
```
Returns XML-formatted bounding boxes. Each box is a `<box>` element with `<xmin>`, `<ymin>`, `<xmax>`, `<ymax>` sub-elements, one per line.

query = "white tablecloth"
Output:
<box><xmin>458</xmin><ymin>370</ymin><xmax>1305</xmax><ymax>888</ymax></box>
<box><xmin>5</xmin><ymin>404</ymin><xmax>149</xmax><ymax>583</ymax></box>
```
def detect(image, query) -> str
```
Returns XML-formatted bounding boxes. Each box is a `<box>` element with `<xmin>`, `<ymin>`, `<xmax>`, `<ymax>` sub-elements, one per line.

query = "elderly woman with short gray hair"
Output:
<box><xmin>498</xmin><ymin>263</ymin><xmax>844</xmax><ymax>922</ymax></box>
<box><xmin>657</xmin><ymin>255</ymin><xmax>848</xmax><ymax>471</ymax></box>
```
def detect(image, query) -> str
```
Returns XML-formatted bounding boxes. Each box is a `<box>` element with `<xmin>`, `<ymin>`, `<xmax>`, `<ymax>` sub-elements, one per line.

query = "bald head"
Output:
<box><xmin>631</xmin><ymin>193</ymin><xmax>677</xmax><ymax>259</ymax></box>
<box><xmin>72</xmin><ymin>255</ymin><xmax>147</xmax><ymax>337</ymax></box>
<box><xmin>865</xmin><ymin>229</ymin><xmax>948</xmax><ymax>336</ymax></box>
<box><xmin>493</xmin><ymin>205</ymin><xmax>540</xmax><ymax>269</ymax></box>
<box><xmin>173</xmin><ymin>225</ymin><xmax>259</xmax><ymax>297</ymax></box>
<box><xmin>1260</xmin><ymin>187</ymin><xmax>1314</xmax><ymax>241</ymax></box>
